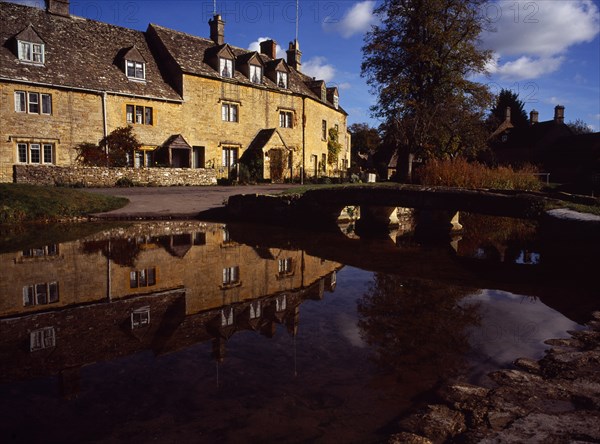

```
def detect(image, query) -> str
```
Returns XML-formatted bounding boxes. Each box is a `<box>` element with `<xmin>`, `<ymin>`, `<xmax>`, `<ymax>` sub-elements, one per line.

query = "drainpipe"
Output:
<box><xmin>102</xmin><ymin>91</ymin><xmax>109</xmax><ymax>166</ymax></box>
<box><xmin>301</xmin><ymin>97</ymin><xmax>306</xmax><ymax>185</ymax></box>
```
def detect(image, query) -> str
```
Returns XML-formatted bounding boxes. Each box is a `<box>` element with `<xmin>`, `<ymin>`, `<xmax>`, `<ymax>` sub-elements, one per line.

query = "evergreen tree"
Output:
<box><xmin>362</xmin><ymin>0</ymin><xmax>493</xmax><ymax>179</ymax></box>
<box><xmin>489</xmin><ymin>89</ymin><xmax>529</xmax><ymax>128</ymax></box>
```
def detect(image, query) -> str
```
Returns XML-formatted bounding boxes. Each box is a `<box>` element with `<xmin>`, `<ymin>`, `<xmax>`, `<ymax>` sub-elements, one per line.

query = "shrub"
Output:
<box><xmin>115</xmin><ymin>177</ymin><xmax>134</xmax><ymax>187</ymax></box>
<box><xmin>416</xmin><ymin>158</ymin><xmax>542</xmax><ymax>191</ymax></box>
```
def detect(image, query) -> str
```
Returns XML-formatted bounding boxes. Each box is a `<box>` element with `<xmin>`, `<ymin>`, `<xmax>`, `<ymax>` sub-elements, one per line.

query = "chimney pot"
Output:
<box><xmin>554</xmin><ymin>105</ymin><xmax>565</xmax><ymax>124</ymax></box>
<box><xmin>46</xmin><ymin>0</ymin><xmax>70</xmax><ymax>17</ymax></box>
<box><xmin>209</xmin><ymin>14</ymin><xmax>225</xmax><ymax>45</ymax></box>
<box><xmin>505</xmin><ymin>106</ymin><xmax>511</xmax><ymax>122</ymax></box>
<box><xmin>260</xmin><ymin>39</ymin><xmax>277</xmax><ymax>59</ymax></box>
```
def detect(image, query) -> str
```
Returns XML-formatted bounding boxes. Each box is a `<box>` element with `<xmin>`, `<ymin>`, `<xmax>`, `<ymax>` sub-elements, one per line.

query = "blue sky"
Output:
<box><xmin>12</xmin><ymin>0</ymin><xmax>600</xmax><ymax>130</ymax></box>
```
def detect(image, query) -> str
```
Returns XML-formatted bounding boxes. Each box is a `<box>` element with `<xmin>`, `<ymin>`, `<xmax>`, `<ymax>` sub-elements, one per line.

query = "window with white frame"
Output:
<box><xmin>15</xmin><ymin>91</ymin><xmax>52</xmax><ymax>115</ymax></box>
<box><xmin>129</xmin><ymin>268</ymin><xmax>156</xmax><ymax>289</ymax></box>
<box><xmin>126</xmin><ymin>60</ymin><xmax>145</xmax><ymax>80</ymax></box>
<box><xmin>249</xmin><ymin>301</ymin><xmax>261</xmax><ymax>319</ymax></box>
<box><xmin>17</xmin><ymin>142</ymin><xmax>54</xmax><ymax>164</ymax></box>
<box><xmin>30</xmin><ymin>327</ymin><xmax>55</xmax><ymax>352</ymax></box>
<box><xmin>276</xmin><ymin>295</ymin><xmax>287</xmax><ymax>312</ymax></box>
<box><xmin>222</xmin><ymin>266</ymin><xmax>240</xmax><ymax>286</ymax></box>
<box><xmin>19</xmin><ymin>41</ymin><xmax>44</xmax><ymax>64</ymax></box>
<box><xmin>126</xmin><ymin>104</ymin><xmax>153</xmax><ymax>125</ymax></box>
<box><xmin>22</xmin><ymin>244</ymin><xmax>59</xmax><ymax>258</ymax></box>
<box><xmin>23</xmin><ymin>282</ymin><xmax>59</xmax><ymax>306</ymax></box>
<box><xmin>279</xmin><ymin>111</ymin><xmax>293</xmax><ymax>128</ymax></box>
<box><xmin>278</xmin><ymin>258</ymin><xmax>293</xmax><ymax>275</ymax></box>
<box><xmin>221</xmin><ymin>103</ymin><xmax>238</xmax><ymax>122</ymax></box>
<box><xmin>277</xmin><ymin>71</ymin><xmax>288</xmax><ymax>88</ymax></box>
<box><xmin>131</xmin><ymin>307</ymin><xmax>150</xmax><ymax>329</ymax></box>
<box><xmin>221</xmin><ymin>307</ymin><xmax>234</xmax><ymax>326</ymax></box>
<box><xmin>250</xmin><ymin>64</ymin><xmax>262</xmax><ymax>84</ymax></box>
<box><xmin>219</xmin><ymin>57</ymin><xmax>233</xmax><ymax>78</ymax></box>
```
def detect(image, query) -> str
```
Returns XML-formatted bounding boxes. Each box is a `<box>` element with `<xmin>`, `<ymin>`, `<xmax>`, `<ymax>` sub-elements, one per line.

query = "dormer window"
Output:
<box><xmin>220</xmin><ymin>58</ymin><xmax>233</xmax><ymax>78</ymax></box>
<box><xmin>333</xmin><ymin>94</ymin><xmax>339</xmax><ymax>110</ymax></box>
<box><xmin>126</xmin><ymin>60</ymin><xmax>145</xmax><ymax>80</ymax></box>
<box><xmin>19</xmin><ymin>41</ymin><xmax>44</xmax><ymax>64</ymax></box>
<box><xmin>250</xmin><ymin>64</ymin><xmax>262</xmax><ymax>84</ymax></box>
<box><xmin>277</xmin><ymin>71</ymin><xmax>288</xmax><ymax>89</ymax></box>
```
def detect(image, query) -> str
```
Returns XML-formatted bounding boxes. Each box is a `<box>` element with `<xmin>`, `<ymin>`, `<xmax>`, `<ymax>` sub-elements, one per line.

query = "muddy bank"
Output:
<box><xmin>392</xmin><ymin>311</ymin><xmax>600</xmax><ymax>443</ymax></box>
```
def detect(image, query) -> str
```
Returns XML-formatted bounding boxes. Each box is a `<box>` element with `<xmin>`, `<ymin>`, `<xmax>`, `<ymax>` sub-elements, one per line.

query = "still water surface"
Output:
<box><xmin>0</xmin><ymin>215</ymin><xmax>596</xmax><ymax>443</ymax></box>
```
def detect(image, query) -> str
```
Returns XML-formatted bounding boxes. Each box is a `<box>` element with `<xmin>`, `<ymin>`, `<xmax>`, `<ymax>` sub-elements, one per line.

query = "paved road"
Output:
<box><xmin>86</xmin><ymin>184</ymin><xmax>296</xmax><ymax>219</ymax></box>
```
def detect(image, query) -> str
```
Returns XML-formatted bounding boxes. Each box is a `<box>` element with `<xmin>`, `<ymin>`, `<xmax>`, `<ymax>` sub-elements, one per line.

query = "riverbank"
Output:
<box><xmin>392</xmin><ymin>311</ymin><xmax>600</xmax><ymax>443</ymax></box>
<box><xmin>0</xmin><ymin>184</ymin><xmax>128</xmax><ymax>224</ymax></box>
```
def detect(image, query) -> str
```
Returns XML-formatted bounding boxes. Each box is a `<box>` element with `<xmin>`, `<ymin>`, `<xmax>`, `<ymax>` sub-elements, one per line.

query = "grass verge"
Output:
<box><xmin>0</xmin><ymin>184</ymin><xmax>128</xmax><ymax>224</ymax></box>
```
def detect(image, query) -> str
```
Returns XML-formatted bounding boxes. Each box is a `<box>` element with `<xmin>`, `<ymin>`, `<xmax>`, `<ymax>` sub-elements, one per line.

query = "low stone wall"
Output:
<box><xmin>13</xmin><ymin>165</ymin><xmax>217</xmax><ymax>187</ymax></box>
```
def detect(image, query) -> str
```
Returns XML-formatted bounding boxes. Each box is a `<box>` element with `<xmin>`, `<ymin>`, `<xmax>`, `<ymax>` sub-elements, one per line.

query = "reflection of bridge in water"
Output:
<box><xmin>0</xmin><ymin>222</ymin><xmax>340</xmax><ymax>397</ymax></box>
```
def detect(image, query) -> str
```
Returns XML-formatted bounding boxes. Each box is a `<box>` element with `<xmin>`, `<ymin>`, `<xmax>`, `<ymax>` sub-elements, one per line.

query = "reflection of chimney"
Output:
<box><xmin>530</xmin><ymin>109</ymin><xmax>539</xmax><ymax>125</ymax></box>
<box><xmin>209</xmin><ymin>14</ymin><xmax>225</xmax><ymax>45</ymax></box>
<box><xmin>554</xmin><ymin>105</ymin><xmax>565</xmax><ymax>124</ymax></box>
<box><xmin>260</xmin><ymin>39</ymin><xmax>277</xmax><ymax>59</ymax></box>
<box><xmin>286</xmin><ymin>40</ymin><xmax>302</xmax><ymax>71</ymax></box>
<box><xmin>46</xmin><ymin>0</ymin><xmax>70</xmax><ymax>17</ymax></box>
<box><xmin>504</xmin><ymin>106</ymin><xmax>511</xmax><ymax>123</ymax></box>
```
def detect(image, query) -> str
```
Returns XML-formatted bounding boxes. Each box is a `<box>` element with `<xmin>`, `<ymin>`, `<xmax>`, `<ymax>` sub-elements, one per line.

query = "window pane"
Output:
<box><xmin>41</xmin><ymin>94</ymin><xmax>52</xmax><ymax>114</ymax></box>
<box><xmin>130</xmin><ymin>271</ymin><xmax>138</xmax><ymax>288</ymax></box>
<box><xmin>23</xmin><ymin>286</ymin><xmax>34</xmax><ymax>306</ymax></box>
<box><xmin>20</xmin><ymin>41</ymin><xmax>31</xmax><ymax>60</ymax></box>
<box><xmin>126</xmin><ymin>104</ymin><xmax>134</xmax><ymax>123</ymax></box>
<box><xmin>145</xmin><ymin>107</ymin><xmax>153</xmax><ymax>125</ymax></box>
<box><xmin>127</xmin><ymin>61</ymin><xmax>135</xmax><ymax>77</ymax></box>
<box><xmin>28</xmin><ymin>93</ymin><xmax>39</xmax><ymax>113</ymax></box>
<box><xmin>220</xmin><ymin>58</ymin><xmax>232</xmax><ymax>77</ymax></box>
<box><xmin>135</xmin><ymin>62</ymin><xmax>144</xmax><ymax>79</ymax></box>
<box><xmin>36</xmin><ymin>283</ymin><xmax>48</xmax><ymax>305</ymax></box>
<box><xmin>135</xmin><ymin>106</ymin><xmax>143</xmax><ymax>124</ymax></box>
<box><xmin>15</xmin><ymin>91</ymin><xmax>26</xmax><ymax>112</ymax></box>
<box><xmin>221</xmin><ymin>104</ymin><xmax>228</xmax><ymax>121</ymax></box>
<box><xmin>43</xmin><ymin>144</ymin><xmax>53</xmax><ymax>164</ymax></box>
<box><xmin>33</xmin><ymin>44</ymin><xmax>43</xmax><ymax>63</ymax></box>
<box><xmin>147</xmin><ymin>268</ymin><xmax>156</xmax><ymax>286</ymax></box>
<box><xmin>139</xmin><ymin>269</ymin><xmax>147</xmax><ymax>287</ymax></box>
<box><xmin>49</xmin><ymin>282</ymin><xmax>59</xmax><ymax>303</ymax></box>
<box><xmin>17</xmin><ymin>144</ymin><xmax>28</xmax><ymax>163</ymax></box>
<box><xmin>30</xmin><ymin>144</ymin><xmax>40</xmax><ymax>163</ymax></box>
<box><xmin>231</xmin><ymin>105</ymin><xmax>238</xmax><ymax>122</ymax></box>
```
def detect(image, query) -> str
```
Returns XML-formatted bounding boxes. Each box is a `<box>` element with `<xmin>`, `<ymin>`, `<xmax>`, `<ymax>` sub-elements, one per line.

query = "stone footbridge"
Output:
<box><xmin>227</xmin><ymin>185</ymin><xmax>548</xmax><ymax>234</ymax></box>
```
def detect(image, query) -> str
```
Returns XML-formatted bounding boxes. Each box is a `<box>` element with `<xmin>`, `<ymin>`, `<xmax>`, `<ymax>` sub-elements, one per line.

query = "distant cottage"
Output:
<box><xmin>0</xmin><ymin>0</ymin><xmax>350</xmax><ymax>184</ymax></box>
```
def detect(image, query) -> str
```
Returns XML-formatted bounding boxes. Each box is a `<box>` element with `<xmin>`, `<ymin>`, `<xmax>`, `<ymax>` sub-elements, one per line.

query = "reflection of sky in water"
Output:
<box><xmin>461</xmin><ymin>289</ymin><xmax>583</xmax><ymax>385</ymax></box>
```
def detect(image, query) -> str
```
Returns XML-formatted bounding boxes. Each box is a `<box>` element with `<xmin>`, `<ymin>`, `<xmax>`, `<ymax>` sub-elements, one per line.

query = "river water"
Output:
<box><xmin>0</xmin><ymin>214</ymin><xmax>597</xmax><ymax>443</ymax></box>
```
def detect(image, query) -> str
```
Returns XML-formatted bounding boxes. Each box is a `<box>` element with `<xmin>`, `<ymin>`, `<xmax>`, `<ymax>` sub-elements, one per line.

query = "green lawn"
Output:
<box><xmin>0</xmin><ymin>184</ymin><xmax>128</xmax><ymax>224</ymax></box>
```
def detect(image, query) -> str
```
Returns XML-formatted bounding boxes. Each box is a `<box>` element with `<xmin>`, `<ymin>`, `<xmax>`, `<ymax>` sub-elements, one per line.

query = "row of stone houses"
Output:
<box><xmin>0</xmin><ymin>0</ymin><xmax>350</xmax><ymax>184</ymax></box>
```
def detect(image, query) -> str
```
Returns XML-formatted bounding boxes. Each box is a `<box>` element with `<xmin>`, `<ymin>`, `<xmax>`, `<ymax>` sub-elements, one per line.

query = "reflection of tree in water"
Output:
<box><xmin>357</xmin><ymin>274</ymin><xmax>480</xmax><ymax>386</ymax></box>
<box><xmin>81</xmin><ymin>238</ymin><xmax>141</xmax><ymax>267</ymax></box>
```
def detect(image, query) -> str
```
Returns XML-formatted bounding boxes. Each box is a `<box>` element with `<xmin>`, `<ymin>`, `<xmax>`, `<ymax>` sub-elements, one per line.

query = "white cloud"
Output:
<box><xmin>302</xmin><ymin>56</ymin><xmax>336</xmax><ymax>83</ymax></box>
<box><xmin>486</xmin><ymin>54</ymin><xmax>564</xmax><ymax>80</ymax></box>
<box><xmin>544</xmin><ymin>96</ymin><xmax>569</xmax><ymax>105</ymax></box>
<box><xmin>324</xmin><ymin>1</ymin><xmax>378</xmax><ymax>38</ymax></box>
<box><xmin>247</xmin><ymin>37</ymin><xmax>286</xmax><ymax>59</ymax></box>
<box><xmin>337</xmin><ymin>82</ymin><xmax>352</xmax><ymax>91</ymax></box>
<box><xmin>482</xmin><ymin>0</ymin><xmax>599</xmax><ymax>79</ymax></box>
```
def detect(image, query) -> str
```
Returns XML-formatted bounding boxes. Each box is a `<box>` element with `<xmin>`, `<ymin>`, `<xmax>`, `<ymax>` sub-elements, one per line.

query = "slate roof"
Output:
<box><xmin>0</xmin><ymin>2</ymin><xmax>181</xmax><ymax>100</ymax></box>
<box><xmin>148</xmin><ymin>24</ymin><xmax>347</xmax><ymax>113</ymax></box>
<box><xmin>246</xmin><ymin>129</ymin><xmax>289</xmax><ymax>152</ymax></box>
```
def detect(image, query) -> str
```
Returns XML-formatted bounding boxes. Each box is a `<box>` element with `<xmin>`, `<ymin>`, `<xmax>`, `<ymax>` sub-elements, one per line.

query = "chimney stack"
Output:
<box><xmin>209</xmin><ymin>14</ymin><xmax>225</xmax><ymax>45</ymax></box>
<box><xmin>286</xmin><ymin>40</ymin><xmax>302</xmax><ymax>71</ymax></box>
<box><xmin>554</xmin><ymin>105</ymin><xmax>565</xmax><ymax>124</ymax></box>
<box><xmin>260</xmin><ymin>40</ymin><xmax>277</xmax><ymax>59</ymax></box>
<box><xmin>504</xmin><ymin>106</ymin><xmax>511</xmax><ymax>123</ymax></box>
<box><xmin>530</xmin><ymin>110</ymin><xmax>539</xmax><ymax>125</ymax></box>
<box><xmin>46</xmin><ymin>0</ymin><xmax>70</xmax><ymax>17</ymax></box>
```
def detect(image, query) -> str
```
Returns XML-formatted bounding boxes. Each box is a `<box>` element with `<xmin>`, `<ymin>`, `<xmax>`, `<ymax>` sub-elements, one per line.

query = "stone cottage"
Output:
<box><xmin>0</xmin><ymin>0</ymin><xmax>350</xmax><ymax>184</ymax></box>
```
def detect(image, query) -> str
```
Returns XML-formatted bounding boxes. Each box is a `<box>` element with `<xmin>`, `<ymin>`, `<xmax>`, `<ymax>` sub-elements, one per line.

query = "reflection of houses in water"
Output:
<box><xmin>0</xmin><ymin>223</ymin><xmax>340</xmax><ymax>396</ymax></box>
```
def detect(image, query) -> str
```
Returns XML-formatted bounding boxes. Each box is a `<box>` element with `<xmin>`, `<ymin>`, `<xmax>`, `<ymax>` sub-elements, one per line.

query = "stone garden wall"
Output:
<box><xmin>13</xmin><ymin>165</ymin><xmax>217</xmax><ymax>187</ymax></box>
